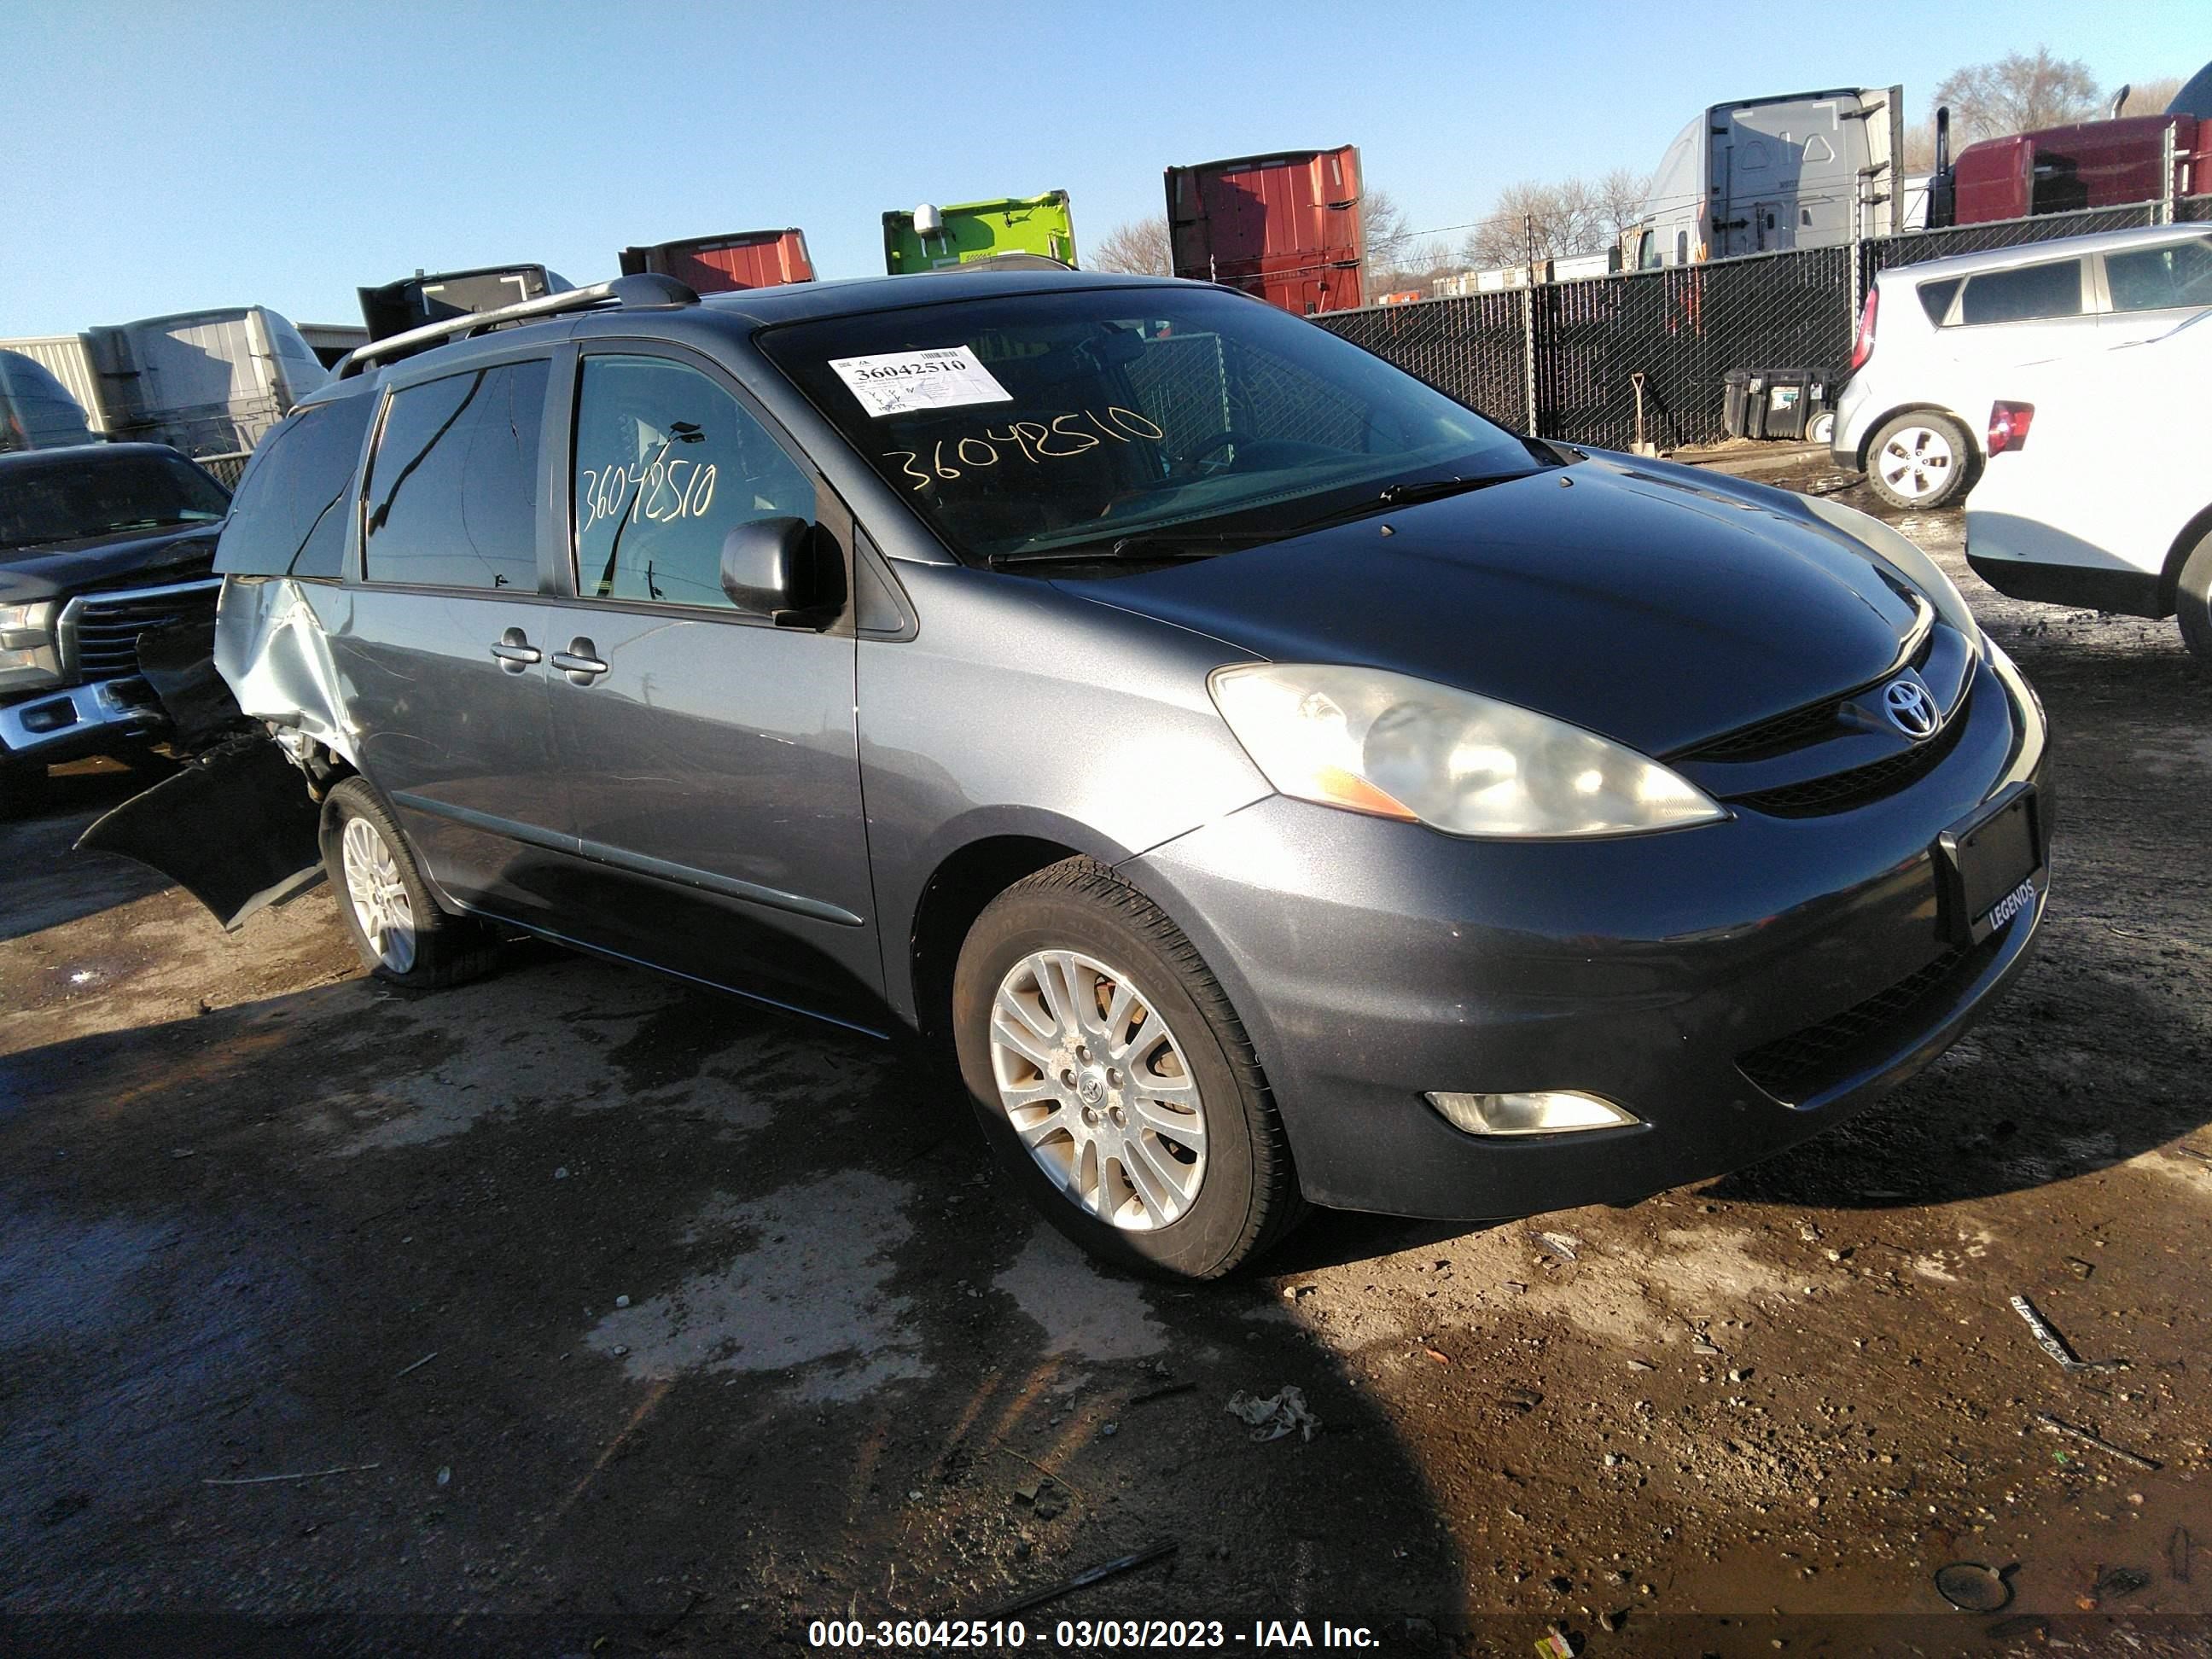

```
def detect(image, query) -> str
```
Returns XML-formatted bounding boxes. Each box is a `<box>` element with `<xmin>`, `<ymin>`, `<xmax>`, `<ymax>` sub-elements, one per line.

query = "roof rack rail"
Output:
<box><xmin>336</xmin><ymin>272</ymin><xmax>699</xmax><ymax>378</ymax></box>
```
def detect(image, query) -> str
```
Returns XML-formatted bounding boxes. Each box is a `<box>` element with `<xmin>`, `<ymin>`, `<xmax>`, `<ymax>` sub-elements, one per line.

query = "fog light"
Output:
<box><xmin>1424</xmin><ymin>1090</ymin><xmax>1640</xmax><ymax>1137</ymax></box>
<box><xmin>21</xmin><ymin>701</ymin><xmax>77</xmax><ymax>734</ymax></box>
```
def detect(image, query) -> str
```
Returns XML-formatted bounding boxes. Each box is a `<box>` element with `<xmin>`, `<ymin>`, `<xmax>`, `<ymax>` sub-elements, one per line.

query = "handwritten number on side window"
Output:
<box><xmin>580</xmin><ymin>459</ymin><xmax>719</xmax><ymax>530</ymax></box>
<box><xmin>882</xmin><ymin>408</ymin><xmax>1165</xmax><ymax>492</ymax></box>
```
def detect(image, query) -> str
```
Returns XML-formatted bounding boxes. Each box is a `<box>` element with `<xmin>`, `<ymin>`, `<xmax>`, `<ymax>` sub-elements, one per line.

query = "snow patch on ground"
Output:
<box><xmin>589</xmin><ymin>1170</ymin><xmax>926</xmax><ymax>1401</ymax></box>
<box><xmin>992</xmin><ymin>1225</ymin><xmax>1167</xmax><ymax>1363</ymax></box>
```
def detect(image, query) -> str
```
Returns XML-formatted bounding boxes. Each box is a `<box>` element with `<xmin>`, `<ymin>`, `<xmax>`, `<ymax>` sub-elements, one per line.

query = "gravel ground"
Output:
<box><xmin>2</xmin><ymin>466</ymin><xmax>2208</xmax><ymax>1658</ymax></box>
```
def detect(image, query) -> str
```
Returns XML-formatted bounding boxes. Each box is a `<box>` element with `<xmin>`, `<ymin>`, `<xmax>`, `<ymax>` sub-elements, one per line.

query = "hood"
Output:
<box><xmin>0</xmin><ymin>522</ymin><xmax>224</xmax><ymax>605</ymax></box>
<box><xmin>1057</xmin><ymin>456</ymin><xmax>1925</xmax><ymax>757</ymax></box>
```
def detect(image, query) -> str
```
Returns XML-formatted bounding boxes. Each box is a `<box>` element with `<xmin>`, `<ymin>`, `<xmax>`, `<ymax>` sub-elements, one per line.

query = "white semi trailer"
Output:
<box><xmin>1623</xmin><ymin>86</ymin><xmax>1905</xmax><ymax>268</ymax></box>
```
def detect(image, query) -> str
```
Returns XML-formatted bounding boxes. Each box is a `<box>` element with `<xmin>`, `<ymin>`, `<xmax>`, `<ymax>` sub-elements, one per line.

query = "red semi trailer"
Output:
<box><xmin>1933</xmin><ymin>63</ymin><xmax>2212</xmax><ymax>226</ymax></box>
<box><xmin>617</xmin><ymin>229</ymin><xmax>817</xmax><ymax>294</ymax></box>
<box><xmin>1165</xmin><ymin>147</ymin><xmax>1364</xmax><ymax>315</ymax></box>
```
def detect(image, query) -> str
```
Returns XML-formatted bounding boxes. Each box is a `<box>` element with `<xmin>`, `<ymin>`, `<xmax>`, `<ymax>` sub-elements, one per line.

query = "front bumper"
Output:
<box><xmin>0</xmin><ymin>675</ymin><xmax>166</xmax><ymax>765</ymax></box>
<box><xmin>1120</xmin><ymin>648</ymin><xmax>2049</xmax><ymax>1218</ymax></box>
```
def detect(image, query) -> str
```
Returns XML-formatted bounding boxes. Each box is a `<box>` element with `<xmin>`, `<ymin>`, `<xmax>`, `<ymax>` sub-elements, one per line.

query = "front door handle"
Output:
<box><xmin>490</xmin><ymin>626</ymin><xmax>540</xmax><ymax>672</ymax></box>
<box><xmin>550</xmin><ymin>637</ymin><xmax>609</xmax><ymax>684</ymax></box>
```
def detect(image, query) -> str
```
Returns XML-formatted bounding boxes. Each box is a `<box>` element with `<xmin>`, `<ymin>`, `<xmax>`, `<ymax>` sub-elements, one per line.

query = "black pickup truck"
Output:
<box><xmin>0</xmin><ymin>444</ymin><xmax>230</xmax><ymax>815</ymax></box>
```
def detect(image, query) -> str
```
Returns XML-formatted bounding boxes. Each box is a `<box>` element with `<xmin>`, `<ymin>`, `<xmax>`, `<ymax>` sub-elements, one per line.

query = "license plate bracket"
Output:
<box><xmin>1936</xmin><ymin>782</ymin><xmax>2043</xmax><ymax>946</ymax></box>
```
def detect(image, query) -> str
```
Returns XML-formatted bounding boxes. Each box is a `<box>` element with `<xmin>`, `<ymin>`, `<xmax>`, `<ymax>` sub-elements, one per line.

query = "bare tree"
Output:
<box><xmin>1934</xmin><ymin>47</ymin><xmax>2101</xmax><ymax>142</ymax></box>
<box><xmin>2116</xmin><ymin>75</ymin><xmax>2183</xmax><ymax>117</ymax></box>
<box><xmin>1361</xmin><ymin>190</ymin><xmax>1415</xmax><ymax>270</ymax></box>
<box><xmin>1089</xmin><ymin>218</ymin><xmax>1173</xmax><ymax>276</ymax></box>
<box><xmin>1360</xmin><ymin>190</ymin><xmax>1467</xmax><ymax>300</ymax></box>
<box><xmin>1595</xmin><ymin>168</ymin><xmax>1650</xmax><ymax>241</ymax></box>
<box><xmin>1901</xmin><ymin>119</ymin><xmax>1941</xmax><ymax>175</ymax></box>
<box><xmin>1462</xmin><ymin>178</ymin><xmax>1610</xmax><ymax>270</ymax></box>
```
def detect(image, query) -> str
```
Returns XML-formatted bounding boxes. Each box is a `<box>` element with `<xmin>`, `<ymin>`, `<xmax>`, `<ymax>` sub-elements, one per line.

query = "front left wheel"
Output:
<box><xmin>952</xmin><ymin>857</ymin><xmax>1303</xmax><ymax>1279</ymax></box>
<box><xmin>320</xmin><ymin>777</ymin><xmax>499</xmax><ymax>988</ymax></box>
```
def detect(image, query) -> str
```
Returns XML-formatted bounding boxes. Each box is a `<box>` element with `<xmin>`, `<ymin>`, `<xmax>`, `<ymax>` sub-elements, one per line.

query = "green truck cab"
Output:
<box><xmin>882</xmin><ymin>193</ymin><xmax>1077</xmax><ymax>273</ymax></box>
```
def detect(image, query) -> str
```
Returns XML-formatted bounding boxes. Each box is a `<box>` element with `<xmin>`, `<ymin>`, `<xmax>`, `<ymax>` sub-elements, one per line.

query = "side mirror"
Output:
<box><xmin>720</xmin><ymin>517</ymin><xmax>826</xmax><ymax>625</ymax></box>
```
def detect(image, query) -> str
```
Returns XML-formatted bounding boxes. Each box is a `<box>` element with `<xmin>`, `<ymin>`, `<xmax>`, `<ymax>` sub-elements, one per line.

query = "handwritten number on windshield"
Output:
<box><xmin>886</xmin><ymin>407</ymin><xmax>1165</xmax><ymax>492</ymax></box>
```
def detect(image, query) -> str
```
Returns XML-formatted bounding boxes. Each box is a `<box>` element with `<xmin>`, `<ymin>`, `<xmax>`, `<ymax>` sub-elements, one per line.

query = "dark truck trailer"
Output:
<box><xmin>358</xmin><ymin>265</ymin><xmax>573</xmax><ymax>343</ymax></box>
<box><xmin>618</xmin><ymin>229</ymin><xmax>816</xmax><ymax>294</ymax></box>
<box><xmin>1165</xmin><ymin>146</ymin><xmax>1364</xmax><ymax>315</ymax></box>
<box><xmin>1934</xmin><ymin>63</ymin><xmax>2212</xmax><ymax>226</ymax></box>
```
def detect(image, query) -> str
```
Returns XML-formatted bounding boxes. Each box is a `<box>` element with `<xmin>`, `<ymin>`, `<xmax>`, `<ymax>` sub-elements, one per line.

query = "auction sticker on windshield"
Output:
<box><xmin>830</xmin><ymin>346</ymin><xmax>1013</xmax><ymax>417</ymax></box>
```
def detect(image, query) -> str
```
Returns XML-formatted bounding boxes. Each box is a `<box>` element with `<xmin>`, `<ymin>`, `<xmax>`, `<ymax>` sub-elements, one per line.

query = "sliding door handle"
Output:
<box><xmin>490</xmin><ymin>627</ymin><xmax>540</xmax><ymax>672</ymax></box>
<box><xmin>550</xmin><ymin>637</ymin><xmax>609</xmax><ymax>684</ymax></box>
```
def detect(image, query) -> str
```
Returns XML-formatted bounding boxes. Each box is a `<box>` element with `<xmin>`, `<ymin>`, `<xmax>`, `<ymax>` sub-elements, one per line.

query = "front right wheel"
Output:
<box><xmin>952</xmin><ymin>858</ymin><xmax>1302</xmax><ymax>1279</ymax></box>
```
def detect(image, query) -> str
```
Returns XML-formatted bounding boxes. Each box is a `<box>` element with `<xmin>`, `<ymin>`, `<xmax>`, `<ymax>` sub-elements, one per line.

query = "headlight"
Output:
<box><xmin>0</xmin><ymin>600</ymin><xmax>61</xmax><ymax>692</ymax></box>
<box><xmin>1208</xmin><ymin>663</ymin><xmax>1726</xmax><ymax>838</ymax></box>
<box><xmin>1799</xmin><ymin>493</ymin><xmax>1979</xmax><ymax>642</ymax></box>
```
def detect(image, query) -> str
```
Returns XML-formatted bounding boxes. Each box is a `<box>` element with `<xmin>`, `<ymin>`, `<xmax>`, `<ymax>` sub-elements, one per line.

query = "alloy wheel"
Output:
<box><xmin>1877</xmin><ymin>424</ymin><xmax>1956</xmax><ymax>502</ymax></box>
<box><xmin>987</xmin><ymin>949</ymin><xmax>1208</xmax><ymax>1230</ymax></box>
<box><xmin>341</xmin><ymin>815</ymin><xmax>417</xmax><ymax>975</ymax></box>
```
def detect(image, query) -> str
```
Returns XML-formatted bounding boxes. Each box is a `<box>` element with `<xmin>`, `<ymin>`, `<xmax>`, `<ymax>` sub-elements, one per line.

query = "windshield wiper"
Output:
<box><xmin>1278</xmin><ymin>470</ymin><xmax>1534</xmax><ymax>535</ymax></box>
<box><xmin>989</xmin><ymin>529</ymin><xmax>1280</xmax><ymax>568</ymax></box>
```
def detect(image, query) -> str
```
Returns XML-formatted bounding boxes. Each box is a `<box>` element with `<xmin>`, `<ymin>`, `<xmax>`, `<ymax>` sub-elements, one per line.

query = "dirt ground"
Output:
<box><xmin>3</xmin><ymin>465</ymin><xmax>2209</xmax><ymax>1659</ymax></box>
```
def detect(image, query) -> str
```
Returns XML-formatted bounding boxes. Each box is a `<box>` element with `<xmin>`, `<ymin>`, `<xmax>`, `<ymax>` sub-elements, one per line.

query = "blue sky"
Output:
<box><xmin>2</xmin><ymin>1</ymin><xmax>2199</xmax><ymax>335</ymax></box>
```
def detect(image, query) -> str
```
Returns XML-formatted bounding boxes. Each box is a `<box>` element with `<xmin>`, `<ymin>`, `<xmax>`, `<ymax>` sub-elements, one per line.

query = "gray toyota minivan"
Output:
<box><xmin>100</xmin><ymin>270</ymin><xmax>2050</xmax><ymax>1278</ymax></box>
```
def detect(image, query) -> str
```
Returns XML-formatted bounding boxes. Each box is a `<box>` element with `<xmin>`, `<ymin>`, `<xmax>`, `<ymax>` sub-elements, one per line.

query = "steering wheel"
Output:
<box><xmin>1173</xmin><ymin>428</ymin><xmax>1258</xmax><ymax>478</ymax></box>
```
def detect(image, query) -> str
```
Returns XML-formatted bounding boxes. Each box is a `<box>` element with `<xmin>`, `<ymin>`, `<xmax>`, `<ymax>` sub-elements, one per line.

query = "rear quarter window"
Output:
<box><xmin>1955</xmin><ymin>260</ymin><xmax>2085</xmax><ymax>326</ymax></box>
<box><xmin>215</xmin><ymin>394</ymin><xmax>375</xmax><ymax>579</ymax></box>
<box><xmin>1915</xmin><ymin>277</ymin><xmax>1962</xmax><ymax>324</ymax></box>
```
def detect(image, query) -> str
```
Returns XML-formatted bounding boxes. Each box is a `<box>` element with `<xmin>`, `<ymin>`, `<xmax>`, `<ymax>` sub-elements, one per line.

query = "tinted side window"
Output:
<box><xmin>573</xmin><ymin>355</ymin><xmax>813</xmax><ymax>610</ymax></box>
<box><xmin>364</xmin><ymin>359</ymin><xmax>548</xmax><ymax>590</ymax></box>
<box><xmin>1916</xmin><ymin>276</ymin><xmax>1962</xmax><ymax>325</ymax></box>
<box><xmin>215</xmin><ymin>395</ymin><xmax>374</xmax><ymax>578</ymax></box>
<box><xmin>2104</xmin><ymin>237</ymin><xmax>2212</xmax><ymax>312</ymax></box>
<box><xmin>1956</xmin><ymin>260</ymin><xmax>2084</xmax><ymax>326</ymax></box>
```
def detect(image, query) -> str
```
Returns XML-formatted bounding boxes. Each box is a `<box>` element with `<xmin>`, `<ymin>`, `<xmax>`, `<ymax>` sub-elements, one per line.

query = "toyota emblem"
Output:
<box><xmin>1883</xmin><ymin>677</ymin><xmax>1938</xmax><ymax>739</ymax></box>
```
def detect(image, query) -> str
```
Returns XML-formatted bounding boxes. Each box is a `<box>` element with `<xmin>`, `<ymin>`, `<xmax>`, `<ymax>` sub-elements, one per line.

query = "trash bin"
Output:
<box><xmin>1743</xmin><ymin>372</ymin><xmax>1772</xmax><ymax>439</ymax></box>
<box><xmin>1761</xmin><ymin>368</ymin><xmax>1811</xmax><ymax>440</ymax></box>
<box><xmin>1723</xmin><ymin>369</ymin><xmax>1758</xmax><ymax>439</ymax></box>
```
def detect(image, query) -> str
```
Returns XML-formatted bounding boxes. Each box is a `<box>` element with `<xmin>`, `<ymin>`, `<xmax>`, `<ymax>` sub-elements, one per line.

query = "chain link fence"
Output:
<box><xmin>1322</xmin><ymin>196</ymin><xmax>2212</xmax><ymax>454</ymax></box>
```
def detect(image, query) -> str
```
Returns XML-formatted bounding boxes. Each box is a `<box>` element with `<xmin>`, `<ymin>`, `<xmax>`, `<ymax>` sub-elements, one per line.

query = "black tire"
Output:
<box><xmin>1866</xmin><ymin>410</ymin><xmax>1975</xmax><ymax>511</ymax></box>
<box><xmin>952</xmin><ymin>857</ymin><xmax>1304</xmax><ymax>1279</ymax></box>
<box><xmin>2176</xmin><ymin>528</ymin><xmax>2212</xmax><ymax>670</ymax></box>
<box><xmin>319</xmin><ymin>777</ymin><xmax>500</xmax><ymax>989</ymax></box>
<box><xmin>0</xmin><ymin>754</ymin><xmax>48</xmax><ymax>821</ymax></box>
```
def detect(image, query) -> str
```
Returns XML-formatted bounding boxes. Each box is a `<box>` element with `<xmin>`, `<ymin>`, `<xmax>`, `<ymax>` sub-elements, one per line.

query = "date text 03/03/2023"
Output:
<box><xmin>803</xmin><ymin>1616</ymin><xmax>1382</xmax><ymax>1649</ymax></box>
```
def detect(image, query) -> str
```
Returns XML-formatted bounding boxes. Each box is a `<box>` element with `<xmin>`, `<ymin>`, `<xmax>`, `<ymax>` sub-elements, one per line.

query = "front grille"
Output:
<box><xmin>65</xmin><ymin>581</ymin><xmax>219</xmax><ymax>680</ymax></box>
<box><xmin>1681</xmin><ymin>629</ymin><xmax>1937</xmax><ymax>764</ymax></box>
<box><xmin>1732</xmin><ymin>703</ymin><xmax>1969</xmax><ymax>817</ymax></box>
<box><xmin>1686</xmin><ymin>698</ymin><xmax>1848</xmax><ymax>760</ymax></box>
<box><xmin>1737</xmin><ymin>934</ymin><xmax>1997</xmax><ymax>1102</ymax></box>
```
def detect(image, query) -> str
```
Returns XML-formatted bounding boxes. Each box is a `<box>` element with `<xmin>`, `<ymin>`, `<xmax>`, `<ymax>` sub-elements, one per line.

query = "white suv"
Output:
<box><xmin>1830</xmin><ymin>224</ymin><xmax>2212</xmax><ymax>509</ymax></box>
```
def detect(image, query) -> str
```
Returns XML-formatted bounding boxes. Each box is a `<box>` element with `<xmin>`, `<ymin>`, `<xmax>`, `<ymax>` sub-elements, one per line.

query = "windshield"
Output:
<box><xmin>760</xmin><ymin>285</ymin><xmax>1544</xmax><ymax>563</ymax></box>
<box><xmin>0</xmin><ymin>450</ymin><xmax>230</xmax><ymax>556</ymax></box>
